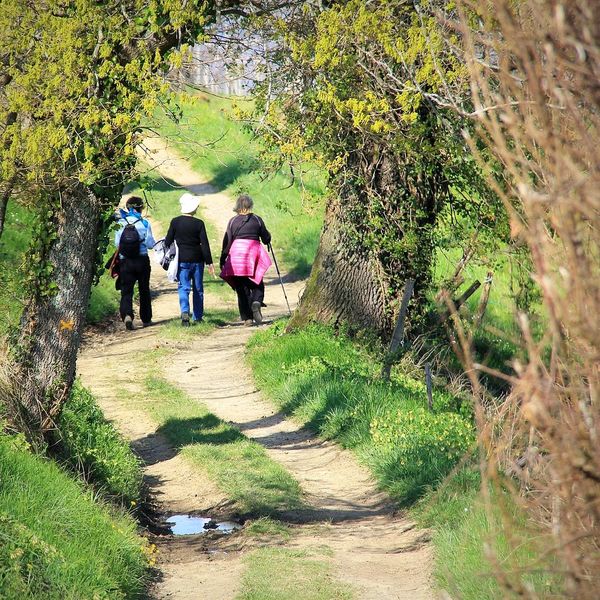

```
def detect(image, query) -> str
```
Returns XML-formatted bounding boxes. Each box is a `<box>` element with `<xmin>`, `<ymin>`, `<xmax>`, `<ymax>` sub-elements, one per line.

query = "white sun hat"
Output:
<box><xmin>179</xmin><ymin>192</ymin><xmax>200</xmax><ymax>214</ymax></box>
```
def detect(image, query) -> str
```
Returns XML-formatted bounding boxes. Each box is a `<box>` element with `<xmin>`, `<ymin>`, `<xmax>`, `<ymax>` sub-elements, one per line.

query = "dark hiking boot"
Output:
<box><xmin>124</xmin><ymin>315</ymin><xmax>134</xmax><ymax>331</ymax></box>
<box><xmin>181</xmin><ymin>312</ymin><xmax>190</xmax><ymax>327</ymax></box>
<box><xmin>142</xmin><ymin>321</ymin><xmax>153</xmax><ymax>328</ymax></box>
<box><xmin>251</xmin><ymin>301</ymin><xmax>263</xmax><ymax>325</ymax></box>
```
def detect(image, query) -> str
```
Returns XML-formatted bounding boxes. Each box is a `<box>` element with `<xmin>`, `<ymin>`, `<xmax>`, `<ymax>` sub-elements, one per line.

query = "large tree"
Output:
<box><xmin>0</xmin><ymin>0</ymin><xmax>295</xmax><ymax>441</ymax></box>
<box><xmin>250</xmin><ymin>0</ymin><xmax>501</xmax><ymax>336</ymax></box>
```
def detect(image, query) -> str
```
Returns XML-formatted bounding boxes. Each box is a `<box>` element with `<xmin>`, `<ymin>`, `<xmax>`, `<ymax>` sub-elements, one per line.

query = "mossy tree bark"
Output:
<box><xmin>12</xmin><ymin>185</ymin><xmax>102</xmax><ymax>440</ymax></box>
<box><xmin>290</xmin><ymin>196</ymin><xmax>389</xmax><ymax>333</ymax></box>
<box><xmin>291</xmin><ymin>149</ymin><xmax>445</xmax><ymax>338</ymax></box>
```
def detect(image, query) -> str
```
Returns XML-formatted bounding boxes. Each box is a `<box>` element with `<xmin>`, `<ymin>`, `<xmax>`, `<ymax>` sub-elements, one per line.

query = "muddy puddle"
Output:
<box><xmin>166</xmin><ymin>514</ymin><xmax>241</xmax><ymax>536</ymax></box>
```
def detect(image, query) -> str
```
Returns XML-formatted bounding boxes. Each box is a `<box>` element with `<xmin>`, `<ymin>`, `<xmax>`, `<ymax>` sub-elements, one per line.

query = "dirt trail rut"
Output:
<box><xmin>78</xmin><ymin>135</ymin><xmax>436</xmax><ymax>600</ymax></box>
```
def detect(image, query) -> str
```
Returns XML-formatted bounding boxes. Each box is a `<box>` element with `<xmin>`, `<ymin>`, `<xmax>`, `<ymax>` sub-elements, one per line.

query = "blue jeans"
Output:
<box><xmin>177</xmin><ymin>262</ymin><xmax>204</xmax><ymax>321</ymax></box>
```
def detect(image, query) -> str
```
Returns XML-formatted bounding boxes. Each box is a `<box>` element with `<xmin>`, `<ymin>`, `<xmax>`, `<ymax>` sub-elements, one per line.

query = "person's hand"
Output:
<box><xmin>207</xmin><ymin>264</ymin><xmax>216</xmax><ymax>278</ymax></box>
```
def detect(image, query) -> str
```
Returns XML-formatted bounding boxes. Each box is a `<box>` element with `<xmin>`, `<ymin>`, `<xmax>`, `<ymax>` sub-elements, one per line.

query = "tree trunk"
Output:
<box><xmin>290</xmin><ymin>195</ymin><xmax>390</xmax><ymax>333</ymax></box>
<box><xmin>13</xmin><ymin>184</ymin><xmax>102</xmax><ymax>440</ymax></box>
<box><xmin>0</xmin><ymin>186</ymin><xmax>9</xmax><ymax>240</ymax></box>
<box><xmin>291</xmin><ymin>148</ymin><xmax>445</xmax><ymax>338</ymax></box>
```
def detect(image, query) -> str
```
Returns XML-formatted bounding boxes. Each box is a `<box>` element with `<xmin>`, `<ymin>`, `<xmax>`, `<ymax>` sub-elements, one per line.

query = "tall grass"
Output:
<box><xmin>0</xmin><ymin>433</ymin><xmax>148</xmax><ymax>599</ymax></box>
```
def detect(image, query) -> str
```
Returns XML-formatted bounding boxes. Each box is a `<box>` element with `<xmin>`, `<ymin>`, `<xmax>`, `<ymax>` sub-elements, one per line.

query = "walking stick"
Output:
<box><xmin>268</xmin><ymin>243</ymin><xmax>292</xmax><ymax>316</ymax></box>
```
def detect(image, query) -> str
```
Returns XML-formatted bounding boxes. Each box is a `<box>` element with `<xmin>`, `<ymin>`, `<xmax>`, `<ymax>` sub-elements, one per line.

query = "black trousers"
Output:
<box><xmin>232</xmin><ymin>276</ymin><xmax>265</xmax><ymax>321</ymax></box>
<box><xmin>119</xmin><ymin>255</ymin><xmax>152</xmax><ymax>323</ymax></box>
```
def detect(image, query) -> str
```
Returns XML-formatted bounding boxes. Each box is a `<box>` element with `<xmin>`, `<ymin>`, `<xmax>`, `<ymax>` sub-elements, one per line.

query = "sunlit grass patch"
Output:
<box><xmin>237</xmin><ymin>546</ymin><xmax>354</xmax><ymax>600</ymax></box>
<box><xmin>0</xmin><ymin>433</ymin><xmax>148</xmax><ymax>598</ymax></box>
<box><xmin>118</xmin><ymin>355</ymin><xmax>303</xmax><ymax>516</ymax></box>
<box><xmin>160</xmin><ymin>308</ymin><xmax>239</xmax><ymax>341</ymax></box>
<box><xmin>242</xmin><ymin>517</ymin><xmax>292</xmax><ymax>543</ymax></box>
<box><xmin>414</xmin><ymin>468</ymin><xmax>561</xmax><ymax>599</ymax></box>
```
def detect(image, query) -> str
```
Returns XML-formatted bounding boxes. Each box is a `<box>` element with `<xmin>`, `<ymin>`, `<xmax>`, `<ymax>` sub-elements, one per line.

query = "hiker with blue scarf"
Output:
<box><xmin>115</xmin><ymin>196</ymin><xmax>156</xmax><ymax>330</ymax></box>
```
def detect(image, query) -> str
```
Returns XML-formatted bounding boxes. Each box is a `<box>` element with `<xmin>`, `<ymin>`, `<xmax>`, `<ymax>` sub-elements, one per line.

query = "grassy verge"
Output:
<box><xmin>56</xmin><ymin>383</ymin><xmax>143</xmax><ymax>505</ymax></box>
<box><xmin>414</xmin><ymin>468</ymin><xmax>560</xmax><ymax>598</ymax></box>
<box><xmin>247</xmin><ymin>322</ymin><xmax>559</xmax><ymax>598</ymax></box>
<box><xmin>120</xmin><ymin>348</ymin><xmax>303</xmax><ymax>515</ymax></box>
<box><xmin>0</xmin><ymin>433</ymin><xmax>149</xmax><ymax>599</ymax></box>
<box><xmin>247</xmin><ymin>321</ymin><xmax>474</xmax><ymax>506</ymax></box>
<box><xmin>237</xmin><ymin>547</ymin><xmax>353</xmax><ymax>600</ymax></box>
<box><xmin>152</xmin><ymin>93</ymin><xmax>326</xmax><ymax>277</ymax></box>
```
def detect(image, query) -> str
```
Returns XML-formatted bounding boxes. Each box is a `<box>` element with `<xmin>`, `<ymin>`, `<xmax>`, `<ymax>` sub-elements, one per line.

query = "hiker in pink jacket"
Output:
<box><xmin>220</xmin><ymin>195</ymin><xmax>272</xmax><ymax>325</ymax></box>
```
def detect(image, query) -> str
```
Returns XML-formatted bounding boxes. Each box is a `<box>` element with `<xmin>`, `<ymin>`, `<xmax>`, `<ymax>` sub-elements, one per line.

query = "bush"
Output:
<box><xmin>57</xmin><ymin>383</ymin><xmax>142</xmax><ymax>504</ymax></box>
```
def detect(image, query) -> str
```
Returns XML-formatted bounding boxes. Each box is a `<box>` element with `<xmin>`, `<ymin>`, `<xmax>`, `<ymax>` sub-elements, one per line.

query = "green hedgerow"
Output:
<box><xmin>57</xmin><ymin>383</ymin><xmax>142</xmax><ymax>504</ymax></box>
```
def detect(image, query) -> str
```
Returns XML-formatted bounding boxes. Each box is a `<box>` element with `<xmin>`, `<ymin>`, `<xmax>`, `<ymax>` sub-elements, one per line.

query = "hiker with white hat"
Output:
<box><xmin>164</xmin><ymin>193</ymin><xmax>215</xmax><ymax>326</ymax></box>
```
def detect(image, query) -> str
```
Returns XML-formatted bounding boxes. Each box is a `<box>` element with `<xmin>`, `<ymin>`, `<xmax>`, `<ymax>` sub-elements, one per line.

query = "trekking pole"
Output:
<box><xmin>268</xmin><ymin>243</ymin><xmax>292</xmax><ymax>316</ymax></box>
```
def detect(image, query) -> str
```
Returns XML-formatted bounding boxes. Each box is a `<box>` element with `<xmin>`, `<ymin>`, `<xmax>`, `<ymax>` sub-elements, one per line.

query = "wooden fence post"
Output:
<box><xmin>474</xmin><ymin>271</ymin><xmax>493</xmax><ymax>330</ymax></box>
<box><xmin>425</xmin><ymin>363</ymin><xmax>433</xmax><ymax>412</ymax></box>
<box><xmin>381</xmin><ymin>279</ymin><xmax>415</xmax><ymax>381</ymax></box>
<box><xmin>437</xmin><ymin>280</ymin><xmax>481</xmax><ymax>324</ymax></box>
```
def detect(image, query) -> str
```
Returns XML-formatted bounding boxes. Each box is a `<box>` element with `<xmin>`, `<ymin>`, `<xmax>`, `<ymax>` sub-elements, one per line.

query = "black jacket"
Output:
<box><xmin>165</xmin><ymin>215</ymin><xmax>213</xmax><ymax>264</ymax></box>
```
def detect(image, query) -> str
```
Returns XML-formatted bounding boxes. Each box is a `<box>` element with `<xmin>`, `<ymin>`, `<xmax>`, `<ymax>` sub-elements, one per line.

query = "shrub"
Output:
<box><xmin>57</xmin><ymin>383</ymin><xmax>142</xmax><ymax>504</ymax></box>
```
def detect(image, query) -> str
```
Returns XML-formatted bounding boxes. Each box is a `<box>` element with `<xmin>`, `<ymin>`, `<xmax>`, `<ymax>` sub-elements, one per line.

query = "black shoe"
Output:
<box><xmin>181</xmin><ymin>312</ymin><xmax>190</xmax><ymax>327</ymax></box>
<box><xmin>142</xmin><ymin>321</ymin><xmax>153</xmax><ymax>328</ymax></box>
<box><xmin>251</xmin><ymin>301</ymin><xmax>263</xmax><ymax>325</ymax></box>
<box><xmin>124</xmin><ymin>315</ymin><xmax>134</xmax><ymax>331</ymax></box>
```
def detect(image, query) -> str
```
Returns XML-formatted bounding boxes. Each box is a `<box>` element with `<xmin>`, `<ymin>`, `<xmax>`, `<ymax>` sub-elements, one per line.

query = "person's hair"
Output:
<box><xmin>126</xmin><ymin>196</ymin><xmax>144</xmax><ymax>211</ymax></box>
<box><xmin>233</xmin><ymin>194</ymin><xmax>253</xmax><ymax>213</ymax></box>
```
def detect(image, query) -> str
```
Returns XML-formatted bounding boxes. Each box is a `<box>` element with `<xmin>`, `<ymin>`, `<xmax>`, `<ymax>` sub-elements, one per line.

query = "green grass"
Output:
<box><xmin>120</xmin><ymin>350</ymin><xmax>303</xmax><ymax>515</ymax></box>
<box><xmin>237</xmin><ymin>547</ymin><xmax>353</xmax><ymax>600</ymax></box>
<box><xmin>247</xmin><ymin>321</ymin><xmax>474</xmax><ymax>506</ymax></box>
<box><xmin>413</xmin><ymin>468</ymin><xmax>561</xmax><ymax>599</ymax></box>
<box><xmin>0</xmin><ymin>204</ymin><xmax>33</xmax><ymax>336</ymax></box>
<box><xmin>152</xmin><ymin>93</ymin><xmax>326</xmax><ymax>277</ymax></box>
<box><xmin>159</xmin><ymin>308</ymin><xmax>239</xmax><ymax>340</ymax></box>
<box><xmin>0</xmin><ymin>433</ymin><xmax>148</xmax><ymax>599</ymax></box>
<box><xmin>242</xmin><ymin>517</ymin><xmax>292</xmax><ymax>543</ymax></box>
<box><xmin>56</xmin><ymin>382</ymin><xmax>143</xmax><ymax>505</ymax></box>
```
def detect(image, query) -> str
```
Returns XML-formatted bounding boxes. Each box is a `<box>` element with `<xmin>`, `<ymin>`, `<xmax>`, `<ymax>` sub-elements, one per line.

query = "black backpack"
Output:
<box><xmin>119</xmin><ymin>219</ymin><xmax>142</xmax><ymax>258</ymax></box>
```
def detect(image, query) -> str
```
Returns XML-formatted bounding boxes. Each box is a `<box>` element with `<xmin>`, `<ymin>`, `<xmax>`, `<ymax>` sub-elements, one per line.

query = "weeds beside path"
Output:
<box><xmin>78</xmin><ymin>138</ymin><xmax>436</xmax><ymax>600</ymax></box>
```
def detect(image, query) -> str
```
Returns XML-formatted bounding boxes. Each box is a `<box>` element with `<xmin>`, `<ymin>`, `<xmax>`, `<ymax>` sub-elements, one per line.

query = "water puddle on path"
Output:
<box><xmin>166</xmin><ymin>514</ymin><xmax>241</xmax><ymax>536</ymax></box>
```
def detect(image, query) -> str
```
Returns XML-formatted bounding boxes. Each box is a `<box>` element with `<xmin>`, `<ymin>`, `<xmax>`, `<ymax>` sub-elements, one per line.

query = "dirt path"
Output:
<box><xmin>78</xmin><ymin>136</ymin><xmax>436</xmax><ymax>600</ymax></box>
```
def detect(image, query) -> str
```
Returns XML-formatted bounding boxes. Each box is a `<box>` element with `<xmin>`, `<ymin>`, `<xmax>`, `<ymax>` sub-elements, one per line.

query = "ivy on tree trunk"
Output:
<box><xmin>12</xmin><ymin>187</ymin><xmax>101</xmax><ymax>440</ymax></box>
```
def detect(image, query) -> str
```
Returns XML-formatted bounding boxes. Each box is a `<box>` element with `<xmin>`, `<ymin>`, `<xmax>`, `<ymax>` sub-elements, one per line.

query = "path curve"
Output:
<box><xmin>78</xmin><ymin>136</ymin><xmax>436</xmax><ymax>600</ymax></box>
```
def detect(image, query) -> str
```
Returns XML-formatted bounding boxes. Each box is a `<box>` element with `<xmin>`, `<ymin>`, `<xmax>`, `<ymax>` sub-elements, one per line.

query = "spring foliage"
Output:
<box><xmin>251</xmin><ymin>0</ymin><xmax>505</xmax><ymax>323</ymax></box>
